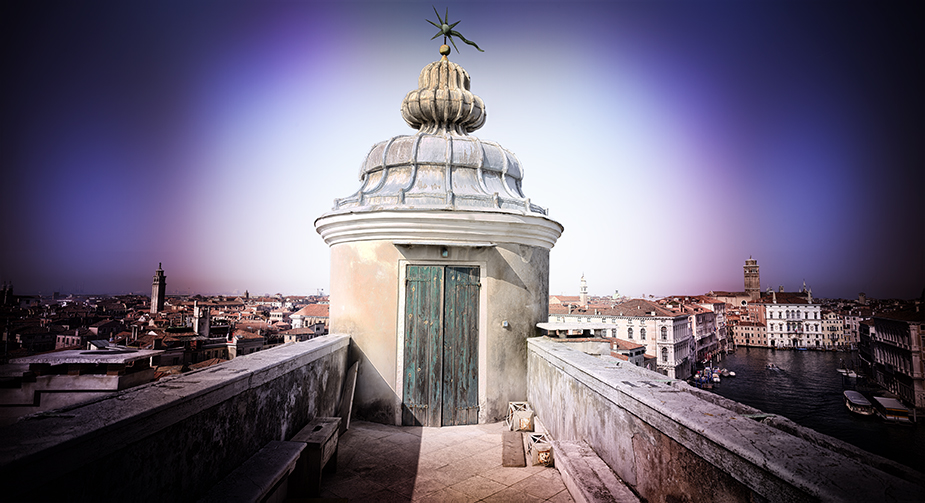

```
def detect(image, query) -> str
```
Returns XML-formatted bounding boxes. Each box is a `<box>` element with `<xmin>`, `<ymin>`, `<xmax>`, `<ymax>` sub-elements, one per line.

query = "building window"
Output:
<box><xmin>640</xmin><ymin>328</ymin><xmax>646</xmax><ymax>340</ymax></box>
<box><xmin>628</xmin><ymin>328</ymin><xmax>634</xmax><ymax>339</ymax></box>
<box><xmin>661</xmin><ymin>326</ymin><xmax>667</xmax><ymax>341</ymax></box>
<box><xmin>661</xmin><ymin>347</ymin><xmax>668</xmax><ymax>363</ymax></box>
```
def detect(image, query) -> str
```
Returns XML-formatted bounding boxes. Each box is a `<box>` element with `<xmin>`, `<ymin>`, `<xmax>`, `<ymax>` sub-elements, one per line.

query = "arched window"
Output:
<box><xmin>640</xmin><ymin>328</ymin><xmax>646</xmax><ymax>340</ymax></box>
<box><xmin>628</xmin><ymin>328</ymin><xmax>634</xmax><ymax>339</ymax></box>
<box><xmin>804</xmin><ymin>312</ymin><xmax>809</xmax><ymax>320</ymax></box>
<box><xmin>661</xmin><ymin>347</ymin><xmax>668</xmax><ymax>363</ymax></box>
<box><xmin>661</xmin><ymin>326</ymin><xmax>668</xmax><ymax>341</ymax></box>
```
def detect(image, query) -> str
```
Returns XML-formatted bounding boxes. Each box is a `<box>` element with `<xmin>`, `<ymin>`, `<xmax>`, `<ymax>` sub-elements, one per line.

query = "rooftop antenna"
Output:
<box><xmin>426</xmin><ymin>6</ymin><xmax>484</xmax><ymax>59</ymax></box>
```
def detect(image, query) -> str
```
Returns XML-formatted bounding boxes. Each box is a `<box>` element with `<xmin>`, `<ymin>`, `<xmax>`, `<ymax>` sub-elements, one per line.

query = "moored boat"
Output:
<box><xmin>872</xmin><ymin>397</ymin><xmax>915</xmax><ymax>424</ymax></box>
<box><xmin>843</xmin><ymin>390</ymin><xmax>874</xmax><ymax>416</ymax></box>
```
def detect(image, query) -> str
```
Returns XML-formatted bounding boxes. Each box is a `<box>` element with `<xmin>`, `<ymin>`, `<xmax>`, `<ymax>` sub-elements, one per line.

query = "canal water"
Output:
<box><xmin>706</xmin><ymin>347</ymin><xmax>924</xmax><ymax>474</ymax></box>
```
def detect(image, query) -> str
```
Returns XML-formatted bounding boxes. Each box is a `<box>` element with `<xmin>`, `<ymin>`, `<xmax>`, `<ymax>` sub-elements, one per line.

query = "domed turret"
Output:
<box><xmin>314</xmin><ymin>55</ymin><xmax>562</xmax><ymax>427</ymax></box>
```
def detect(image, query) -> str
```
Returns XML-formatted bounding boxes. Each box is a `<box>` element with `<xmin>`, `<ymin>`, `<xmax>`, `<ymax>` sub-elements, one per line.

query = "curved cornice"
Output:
<box><xmin>315</xmin><ymin>209</ymin><xmax>563</xmax><ymax>250</ymax></box>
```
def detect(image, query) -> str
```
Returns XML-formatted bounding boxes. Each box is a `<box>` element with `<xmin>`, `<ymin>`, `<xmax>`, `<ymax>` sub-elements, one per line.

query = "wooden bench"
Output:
<box><xmin>288</xmin><ymin>416</ymin><xmax>341</xmax><ymax>497</ymax></box>
<box><xmin>198</xmin><ymin>440</ymin><xmax>304</xmax><ymax>503</ymax></box>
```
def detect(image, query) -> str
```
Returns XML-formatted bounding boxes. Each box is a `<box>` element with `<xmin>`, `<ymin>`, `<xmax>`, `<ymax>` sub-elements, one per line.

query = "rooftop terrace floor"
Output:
<box><xmin>315</xmin><ymin>421</ymin><xmax>574</xmax><ymax>502</ymax></box>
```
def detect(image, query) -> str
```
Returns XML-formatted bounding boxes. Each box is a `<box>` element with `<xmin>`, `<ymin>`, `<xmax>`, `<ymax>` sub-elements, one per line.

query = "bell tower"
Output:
<box><xmin>744</xmin><ymin>257</ymin><xmax>760</xmax><ymax>301</ymax></box>
<box><xmin>151</xmin><ymin>263</ymin><xmax>166</xmax><ymax>314</ymax></box>
<box><xmin>580</xmin><ymin>274</ymin><xmax>588</xmax><ymax>306</ymax></box>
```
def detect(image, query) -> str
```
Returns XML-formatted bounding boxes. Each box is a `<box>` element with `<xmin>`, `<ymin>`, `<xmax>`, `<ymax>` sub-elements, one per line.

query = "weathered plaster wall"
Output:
<box><xmin>329</xmin><ymin>239</ymin><xmax>550</xmax><ymax>424</ymax></box>
<box><xmin>0</xmin><ymin>335</ymin><xmax>348</xmax><ymax>503</ymax></box>
<box><xmin>329</xmin><ymin>241</ymin><xmax>402</xmax><ymax>423</ymax></box>
<box><xmin>527</xmin><ymin>337</ymin><xmax>925</xmax><ymax>503</ymax></box>
<box><xmin>483</xmin><ymin>244</ymin><xmax>549</xmax><ymax>420</ymax></box>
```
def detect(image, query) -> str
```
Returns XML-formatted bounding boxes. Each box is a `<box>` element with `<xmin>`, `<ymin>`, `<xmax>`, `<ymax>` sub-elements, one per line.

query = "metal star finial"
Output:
<box><xmin>427</xmin><ymin>6</ymin><xmax>484</xmax><ymax>58</ymax></box>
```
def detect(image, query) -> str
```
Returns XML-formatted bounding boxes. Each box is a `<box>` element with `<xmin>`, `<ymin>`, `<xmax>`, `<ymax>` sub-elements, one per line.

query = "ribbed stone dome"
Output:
<box><xmin>327</xmin><ymin>59</ymin><xmax>549</xmax><ymax>217</ymax></box>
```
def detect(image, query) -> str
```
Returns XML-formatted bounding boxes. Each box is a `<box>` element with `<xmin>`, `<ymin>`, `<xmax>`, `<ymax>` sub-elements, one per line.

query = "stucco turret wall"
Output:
<box><xmin>329</xmin><ymin>238</ymin><xmax>551</xmax><ymax>423</ymax></box>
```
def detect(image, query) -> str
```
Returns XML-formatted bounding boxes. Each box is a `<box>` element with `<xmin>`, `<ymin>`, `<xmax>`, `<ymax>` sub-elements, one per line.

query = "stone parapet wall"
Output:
<box><xmin>527</xmin><ymin>336</ymin><xmax>924</xmax><ymax>502</ymax></box>
<box><xmin>0</xmin><ymin>334</ymin><xmax>349</xmax><ymax>502</ymax></box>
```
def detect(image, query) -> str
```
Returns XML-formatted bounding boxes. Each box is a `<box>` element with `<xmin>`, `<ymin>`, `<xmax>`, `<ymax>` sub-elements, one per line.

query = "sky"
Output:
<box><xmin>1</xmin><ymin>0</ymin><xmax>922</xmax><ymax>300</ymax></box>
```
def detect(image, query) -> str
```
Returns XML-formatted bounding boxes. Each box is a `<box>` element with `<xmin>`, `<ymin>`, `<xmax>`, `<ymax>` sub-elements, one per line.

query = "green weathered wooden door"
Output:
<box><xmin>403</xmin><ymin>265</ymin><xmax>479</xmax><ymax>426</ymax></box>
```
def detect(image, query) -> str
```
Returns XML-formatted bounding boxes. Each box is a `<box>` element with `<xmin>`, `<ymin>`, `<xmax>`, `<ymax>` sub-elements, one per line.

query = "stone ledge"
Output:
<box><xmin>0</xmin><ymin>334</ymin><xmax>350</xmax><ymax>502</ymax></box>
<box><xmin>527</xmin><ymin>337</ymin><xmax>925</xmax><ymax>502</ymax></box>
<box><xmin>552</xmin><ymin>440</ymin><xmax>640</xmax><ymax>503</ymax></box>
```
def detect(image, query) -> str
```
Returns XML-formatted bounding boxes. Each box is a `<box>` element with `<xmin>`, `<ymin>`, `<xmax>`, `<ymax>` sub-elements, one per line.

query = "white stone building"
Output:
<box><xmin>762</xmin><ymin>294</ymin><xmax>823</xmax><ymax>348</ymax></box>
<box><xmin>545</xmin><ymin>298</ymin><xmax>693</xmax><ymax>379</ymax></box>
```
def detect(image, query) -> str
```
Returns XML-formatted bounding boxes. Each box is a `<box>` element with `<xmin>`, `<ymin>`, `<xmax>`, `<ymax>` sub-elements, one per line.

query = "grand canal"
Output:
<box><xmin>707</xmin><ymin>347</ymin><xmax>924</xmax><ymax>474</ymax></box>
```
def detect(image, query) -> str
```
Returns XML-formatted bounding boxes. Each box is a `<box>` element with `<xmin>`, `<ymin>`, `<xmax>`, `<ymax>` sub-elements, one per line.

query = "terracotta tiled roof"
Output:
<box><xmin>190</xmin><ymin>358</ymin><xmax>227</xmax><ymax>370</ymax></box>
<box><xmin>548</xmin><ymin>305</ymin><xmax>569</xmax><ymax>315</ymax></box>
<box><xmin>611</xmin><ymin>339</ymin><xmax>645</xmax><ymax>351</ymax></box>
<box><xmin>606</xmin><ymin>298</ymin><xmax>683</xmax><ymax>318</ymax></box>
<box><xmin>292</xmin><ymin>304</ymin><xmax>329</xmax><ymax>318</ymax></box>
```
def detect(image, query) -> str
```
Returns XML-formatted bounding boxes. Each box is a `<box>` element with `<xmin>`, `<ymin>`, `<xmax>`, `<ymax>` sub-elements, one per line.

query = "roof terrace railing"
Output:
<box><xmin>0</xmin><ymin>334</ymin><xmax>349</xmax><ymax>502</ymax></box>
<box><xmin>527</xmin><ymin>336</ymin><xmax>924</xmax><ymax>502</ymax></box>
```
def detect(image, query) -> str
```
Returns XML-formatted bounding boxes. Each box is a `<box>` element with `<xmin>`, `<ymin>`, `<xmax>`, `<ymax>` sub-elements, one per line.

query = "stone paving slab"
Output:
<box><xmin>310</xmin><ymin>421</ymin><xmax>573</xmax><ymax>503</ymax></box>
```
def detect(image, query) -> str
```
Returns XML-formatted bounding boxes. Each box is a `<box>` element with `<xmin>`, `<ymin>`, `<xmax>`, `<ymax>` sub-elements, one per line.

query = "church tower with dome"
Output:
<box><xmin>315</xmin><ymin>48</ymin><xmax>562</xmax><ymax>426</ymax></box>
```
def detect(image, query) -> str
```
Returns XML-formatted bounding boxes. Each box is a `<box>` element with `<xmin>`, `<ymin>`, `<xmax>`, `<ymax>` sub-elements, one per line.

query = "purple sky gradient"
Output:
<box><xmin>1</xmin><ymin>1</ymin><xmax>922</xmax><ymax>299</ymax></box>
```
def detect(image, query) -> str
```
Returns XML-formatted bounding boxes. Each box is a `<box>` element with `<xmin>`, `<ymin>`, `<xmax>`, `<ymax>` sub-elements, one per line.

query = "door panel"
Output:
<box><xmin>443</xmin><ymin>266</ymin><xmax>480</xmax><ymax>426</ymax></box>
<box><xmin>403</xmin><ymin>264</ymin><xmax>479</xmax><ymax>427</ymax></box>
<box><xmin>403</xmin><ymin>265</ymin><xmax>443</xmax><ymax>426</ymax></box>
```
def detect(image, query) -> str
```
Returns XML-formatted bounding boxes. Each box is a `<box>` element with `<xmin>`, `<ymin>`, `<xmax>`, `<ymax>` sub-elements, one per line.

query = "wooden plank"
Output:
<box><xmin>461</xmin><ymin>266</ymin><xmax>479</xmax><ymax>425</ymax></box>
<box><xmin>337</xmin><ymin>362</ymin><xmax>358</xmax><ymax>435</ymax></box>
<box><xmin>425</xmin><ymin>266</ymin><xmax>443</xmax><ymax>427</ymax></box>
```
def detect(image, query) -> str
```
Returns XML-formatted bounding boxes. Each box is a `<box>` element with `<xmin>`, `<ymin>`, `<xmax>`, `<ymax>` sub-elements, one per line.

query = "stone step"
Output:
<box><xmin>502</xmin><ymin>430</ymin><xmax>526</xmax><ymax>467</ymax></box>
<box><xmin>551</xmin><ymin>440</ymin><xmax>640</xmax><ymax>503</ymax></box>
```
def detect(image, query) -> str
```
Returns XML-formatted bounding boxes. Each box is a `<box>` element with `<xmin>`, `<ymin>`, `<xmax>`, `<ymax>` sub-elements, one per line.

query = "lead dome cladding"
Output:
<box><xmin>331</xmin><ymin>59</ymin><xmax>548</xmax><ymax>216</ymax></box>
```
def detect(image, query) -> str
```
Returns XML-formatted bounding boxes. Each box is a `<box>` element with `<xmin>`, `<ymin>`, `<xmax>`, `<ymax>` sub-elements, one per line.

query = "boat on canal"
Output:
<box><xmin>872</xmin><ymin>397</ymin><xmax>915</xmax><ymax>424</ymax></box>
<box><xmin>843</xmin><ymin>390</ymin><xmax>874</xmax><ymax>416</ymax></box>
<box><xmin>766</xmin><ymin>363</ymin><xmax>782</xmax><ymax>371</ymax></box>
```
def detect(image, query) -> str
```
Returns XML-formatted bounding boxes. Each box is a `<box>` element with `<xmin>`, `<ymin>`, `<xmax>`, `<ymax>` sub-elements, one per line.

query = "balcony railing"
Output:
<box><xmin>526</xmin><ymin>337</ymin><xmax>924</xmax><ymax>502</ymax></box>
<box><xmin>0</xmin><ymin>335</ymin><xmax>349</xmax><ymax>502</ymax></box>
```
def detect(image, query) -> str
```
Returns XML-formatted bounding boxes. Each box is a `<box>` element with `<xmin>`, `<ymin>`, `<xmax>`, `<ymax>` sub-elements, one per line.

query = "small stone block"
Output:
<box><xmin>290</xmin><ymin>417</ymin><xmax>341</xmax><ymax>497</ymax></box>
<box><xmin>502</xmin><ymin>430</ymin><xmax>526</xmax><ymax>467</ymax></box>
